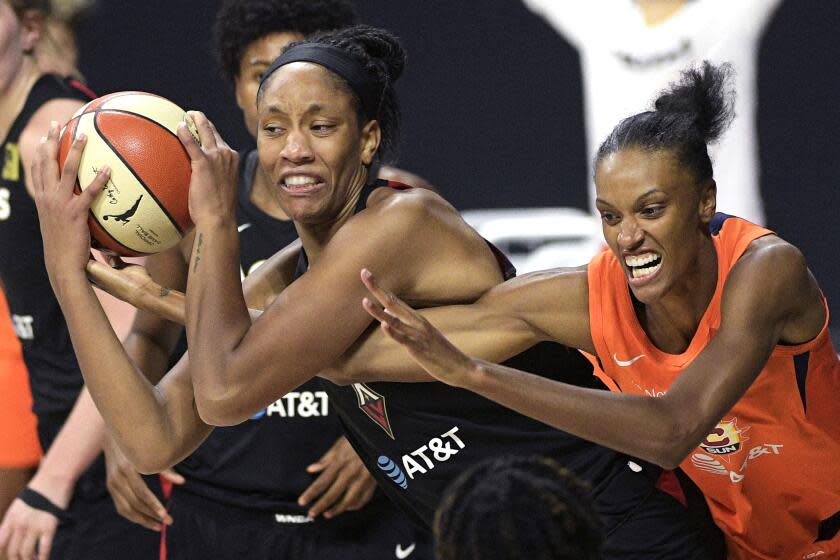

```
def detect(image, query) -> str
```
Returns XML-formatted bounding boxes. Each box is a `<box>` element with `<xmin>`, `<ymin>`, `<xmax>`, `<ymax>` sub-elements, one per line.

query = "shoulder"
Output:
<box><xmin>361</xmin><ymin>186</ymin><xmax>458</xmax><ymax>234</ymax></box>
<box><xmin>367</xmin><ymin>184</ymin><xmax>450</xmax><ymax>212</ymax></box>
<box><xmin>376</xmin><ymin>165</ymin><xmax>437</xmax><ymax>192</ymax></box>
<box><xmin>19</xmin><ymin>97</ymin><xmax>85</xmax><ymax>160</ymax></box>
<box><xmin>725</xmin><ymin>235</ymin><xmax>825</xmax><ymax>341</ymax></box>
<box><xmin>734</xmin><ymin>235</ymin><xmax>808</xmax><ymax>285</ymax></box>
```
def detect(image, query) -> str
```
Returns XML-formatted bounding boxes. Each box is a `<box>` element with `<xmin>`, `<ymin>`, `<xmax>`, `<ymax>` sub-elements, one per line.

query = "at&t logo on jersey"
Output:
<box><xmin>401</xmin><ymin>427</ymin><xmax>465</xmax><ymax>480</ymax></box>
<box><xmin>249</xmin><ymin>391</ymin><xmax>328</xmax><ymax>420</ymax></box>
<box><xmin>377</xmin><ymin>427</ymin><xmax>467</xmax><ymax>489</ymax></box>
<box><xmin>377</xmin><ymin>456</ymin><xmax>408</xmax><ymax>489</ymax></box>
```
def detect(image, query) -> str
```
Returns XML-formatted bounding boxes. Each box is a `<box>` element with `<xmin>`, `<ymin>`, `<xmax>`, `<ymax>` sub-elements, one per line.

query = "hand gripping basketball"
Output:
<box><xmin>33</xmin><ymin>121</ymin><xmax>111</xmax><ymax>287</ymax></box>
<box><xmin>177</xmin><ymin>111</ymin><xmax>239</xmax><ymax>227</ymax></box>
<box><xmin>57</xmin><ymin>92</ymin><xmax>198</xmax><ymax>256</ymax></box>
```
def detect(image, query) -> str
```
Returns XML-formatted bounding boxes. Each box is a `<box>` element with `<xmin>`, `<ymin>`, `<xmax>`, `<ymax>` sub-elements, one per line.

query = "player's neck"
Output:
<box><xmin>250</xmin><ymin>162</ymin><xmax>290</xmax><ymax>221</ymax></box>
<box><xmin>0</xmin><ymin>57</ymin><xmax>41</xmax><ymax>143</ymax></box>
<box><xmin>635</xmin><ymin>0</ymin><xmax>687</xmax><ymax>27</ymax></box>
<box><xmin>297</xmin><ymin>170</ymin><xmax>368</xmax><ymax>263</ymax></box>
<box><xmin>637</xmin><ymin>237</ymin><xmax>718</xmax><ymax>354</ymax></box>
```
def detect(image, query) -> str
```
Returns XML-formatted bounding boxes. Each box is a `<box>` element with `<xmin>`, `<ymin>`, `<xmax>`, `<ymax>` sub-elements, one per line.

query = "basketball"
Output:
<box><xmin>57</xmin><ymin>91</ymin><xmax>199</xmax><ymax>256</ymax></box>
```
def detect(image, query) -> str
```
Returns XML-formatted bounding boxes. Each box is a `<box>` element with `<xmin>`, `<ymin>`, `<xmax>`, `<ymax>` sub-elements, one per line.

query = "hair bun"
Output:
<box><xmin>653</xmin><ymin>61</ymin><xmax>735</xmax><ymax>144</ymax></box>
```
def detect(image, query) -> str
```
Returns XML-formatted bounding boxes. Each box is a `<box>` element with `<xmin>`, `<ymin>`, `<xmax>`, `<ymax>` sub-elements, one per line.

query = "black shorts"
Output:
<box><xmin>595</xmin><ymin>459</ymin><xmax>726</xmax><ymax>559</ymax></box>
<box><xmin>50</xmin><ymin>455</ymin><xmax>160</xmax><ymax>560</ymax></box>
<box><xmin>165</xmin><ymin>486</ymin><xmax>433</xmax><ymax>560</ymax></box>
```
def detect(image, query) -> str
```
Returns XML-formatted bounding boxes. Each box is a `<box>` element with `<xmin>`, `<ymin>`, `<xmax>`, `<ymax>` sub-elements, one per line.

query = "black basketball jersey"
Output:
<box><xmin>294</xmin><ymin>181</ymin><xmax>627</xmax><ymax>528</ymax></box>
<box><xmin>177</xmin><ymin>151</ymin><xmax>390</xmax><ymax>522</ymax></box>
<box><xmin>0</xmin><ymin>75</ymin><xmax>92</xmax><ymax>443</ymax></box>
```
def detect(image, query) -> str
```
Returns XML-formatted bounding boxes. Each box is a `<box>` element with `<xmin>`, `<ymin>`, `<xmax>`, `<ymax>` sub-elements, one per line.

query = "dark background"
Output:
<box><xmin>75</xmin><ymin>1</ymin><xmax>839</xmax><ymax>331</ymax></box>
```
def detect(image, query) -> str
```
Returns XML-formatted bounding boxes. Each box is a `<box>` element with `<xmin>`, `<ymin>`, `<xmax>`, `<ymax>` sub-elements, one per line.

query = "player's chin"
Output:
<box><xmin>626</xmin><ymin>265</ymin><xmax>667</xmax><ymax>303</ymax></box>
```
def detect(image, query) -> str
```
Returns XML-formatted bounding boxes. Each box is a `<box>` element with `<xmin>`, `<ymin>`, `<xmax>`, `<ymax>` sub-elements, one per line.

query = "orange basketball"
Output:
<box><xmin>58</xmin><ymin>91</ymin><xmax>199</xmax><ymax>256</ymax></box>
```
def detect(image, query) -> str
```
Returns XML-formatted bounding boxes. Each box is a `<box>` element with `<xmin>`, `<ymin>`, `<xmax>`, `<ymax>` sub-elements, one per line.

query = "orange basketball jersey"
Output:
<box><xmin>588</xmin><ymin>215</ymin><xmax>840</xmax><ymax>559</ymax></box>
<box><xmin>0</xmin><ymin>289</ymin><xmax>41</xmax><ymax>468</ymax></box>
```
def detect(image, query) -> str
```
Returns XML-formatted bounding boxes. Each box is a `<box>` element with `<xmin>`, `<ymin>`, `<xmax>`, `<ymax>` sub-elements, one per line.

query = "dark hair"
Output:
<box><xmin>266</xmin><ymin>25</ymin><xmax>405</xmax><ymax>165</ymax></box>
<box><xmin>596</xmin><ymin>61</ymin><xmax>735</xmax><ymax>185</ymax></box>
<box><xmin>434</xmin><ymin>456</ymin><xmax>603</xmax><ymax>560</ymax></box>
<box><xmin>213</xmin><ymin>0</ymin><xmax>357</xmax><ymax>84</ymax></box>
<box><xmin>9</xmin><ymin>0</ymin><xmax>50</xmax><ymax>14</ymax></box>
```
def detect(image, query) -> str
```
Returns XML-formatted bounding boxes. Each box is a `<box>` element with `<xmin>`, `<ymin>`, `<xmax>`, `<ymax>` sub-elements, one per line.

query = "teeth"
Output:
<box><xmin>625</xmin><ymin>253</ymin><xmax>660</xmax><ymax>267</ymax></box>
<box><xmin>284</xmin><ymin>175</ymin><xmax>319</xmax><ymax>187</ymax></box>
<box><xmin>631</xmin><ymin>261</ymin><xmax>662</xmax><ymax>279</ymax></box>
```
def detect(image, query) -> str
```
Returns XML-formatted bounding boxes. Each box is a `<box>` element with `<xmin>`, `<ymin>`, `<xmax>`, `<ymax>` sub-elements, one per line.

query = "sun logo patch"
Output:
<box><xmin>700</xmin><ymin>418</ymin><xmax>749</xmax><ymax>459</ymax></box>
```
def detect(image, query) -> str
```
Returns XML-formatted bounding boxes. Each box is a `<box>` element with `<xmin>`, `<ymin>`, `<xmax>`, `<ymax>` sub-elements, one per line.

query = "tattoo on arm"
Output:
<box><xmin>192</xmin><ymin>233</ymin><xmax>203</xmax><ymax>273</ymax></box>
<box><xmin>159</xmin><ymin>287</ymin><xmax>170</xmax><ymax>297</ymax></box>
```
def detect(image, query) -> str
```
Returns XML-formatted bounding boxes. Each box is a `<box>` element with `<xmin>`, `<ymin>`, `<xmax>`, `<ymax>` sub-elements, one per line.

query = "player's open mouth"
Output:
<box><xmin>281</xmin><ymin>174</ymin><xmax>325</xmax><ymax>195</ymax></box>
<box><xmin>625</xmin><ymin>252</ymin><xmax>662</xmax><ymax>285</ymax></box>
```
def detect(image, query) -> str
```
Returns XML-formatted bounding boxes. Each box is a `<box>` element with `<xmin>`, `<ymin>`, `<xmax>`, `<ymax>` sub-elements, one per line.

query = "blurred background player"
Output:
<box><xmin>0</xmin><ymin>0</ymin><xmax>158</xmax><ymax>558</ymax></box>
<box><xmin>99</xmin><ymin>1</ymin><xmax>432</xmax><ymax>558</ymax></box>
<box><xmin>0</xmin><ymin>0</ymin><xmax>91</xmax><ymax>527</ymax></box>
<box><xmin>0</xmin><ymin>290</ymin><xmax>40</xmax><ymax>520</ymax></box>
<box><xmin>434</xmin><ymin>456</ymin><xmax>603</xmax><ymax>560</ymax></box>
<box><xmin>35</xmin><ymin>0</ymin><xmax>88</xmax><ymax>79</ymax></box>
<box><xmin>523</xmin><ymin>0</ymin><xmax>782</xmax><ymax>225</ymax></box>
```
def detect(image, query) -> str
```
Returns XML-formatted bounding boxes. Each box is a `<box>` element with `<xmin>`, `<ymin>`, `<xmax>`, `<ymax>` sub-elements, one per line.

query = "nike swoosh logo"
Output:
<box><xmin>237</xmin><ymin>222</ymin><xmax>252</xmax><ymax>233</ymax></box>
<box><xmin>613</xmin><ymin>353</ymin><xmax>645</xmax><ymax>367</ymax></box>
<box><xmin>396</xmin><ymin>543</ymin><xmax>416</xmax><ymax>559</ymax></box>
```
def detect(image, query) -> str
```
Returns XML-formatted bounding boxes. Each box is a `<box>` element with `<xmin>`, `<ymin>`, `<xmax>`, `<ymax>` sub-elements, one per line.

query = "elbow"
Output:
<box><xmin>646</xmin><ymin>402</ymin><xmax>703</xmax><ymax>470</ymax></box>
<box><xmin>121</xmin><ymin>442</ymin><xmax>179</xmax><ymax>475</ymax></box>
<box><xmin>134</xmin><ymin>457</ymin><xmax>173</xmax><ymax>476</ymax></box>
<box><xmin>650</xmin><ymin>444</ymin><xmax>690</xmax><ymax>471</ymax></box>
<box><xmin>194</xmin><ymin>387</ymin><xmax>250</xmax><ymax>427</ymax></box>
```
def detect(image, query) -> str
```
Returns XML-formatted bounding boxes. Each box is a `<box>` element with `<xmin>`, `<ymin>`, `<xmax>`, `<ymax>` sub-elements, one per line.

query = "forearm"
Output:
<box><xmin>122</xmin><ymin>329</ymin><xmax>177</xmax><ymax>386</ymax></box>
<box><xmin>464</xmin><ymin>359</ymin><xmax>689</xmax><ymax>468</ymax></box>
<box><xmin>332</xmin><ymin>305</ymin><xmax>541</xmax><ymax>383</ymax></box>
<box><xmin>54</xmin><ymin>275</ymin><xmax>193</xmax><ymax>469</ymax></box>
<box><xmin>86</xmin><ymin>259</ymin><xmax>185</xmax><ymax>325</ymax></box>
<box><xmin>185</xmin><ymin>222</ymin><xmax>255</xmax><ymax>416</ymax></box>
<box><xmin>27</xmin><ymin>388</ymin><xmax>104</xmax><ymax>508</ymax></box>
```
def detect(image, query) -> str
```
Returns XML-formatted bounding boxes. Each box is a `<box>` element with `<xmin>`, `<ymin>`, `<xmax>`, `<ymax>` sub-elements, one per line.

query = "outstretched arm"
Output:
<box><xmin>360</xmin><ymin>238</ymin><xmax>825</xmax><ymax>469</ymax></box>
<box><xmin>328</xmin><ymin>266</ymin><xmax>594</xmax><ymax>384</ymax></box>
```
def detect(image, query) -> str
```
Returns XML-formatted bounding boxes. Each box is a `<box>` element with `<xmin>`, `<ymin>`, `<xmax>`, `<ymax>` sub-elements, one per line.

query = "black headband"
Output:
<box><xmin>259</xmin><ymin>43</ymin><xmax>382</xmax><ymax>119</ymax></box>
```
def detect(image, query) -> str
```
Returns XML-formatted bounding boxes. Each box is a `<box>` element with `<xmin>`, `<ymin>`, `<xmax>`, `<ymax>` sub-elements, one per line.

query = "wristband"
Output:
<box><xmin>18</xmin><ymin>487</ymin><xmax>71</xmax><ymax>524</ymax></box>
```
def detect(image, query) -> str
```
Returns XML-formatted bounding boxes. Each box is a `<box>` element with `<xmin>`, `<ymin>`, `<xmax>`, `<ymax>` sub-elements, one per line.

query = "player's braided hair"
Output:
<box><xmin>596</xmin><ymin>61</ymin><xmax>735</xmax><ymax>186</ymax></box>
<box><xmin>213</xmin><ymin>0</ymin><xmax>358</xmax><ymax>83</ymax></box>
<box><xmin>434</xmin><ymin>455</ymin><xmax>603</xmax><ymax>560</ymax></box>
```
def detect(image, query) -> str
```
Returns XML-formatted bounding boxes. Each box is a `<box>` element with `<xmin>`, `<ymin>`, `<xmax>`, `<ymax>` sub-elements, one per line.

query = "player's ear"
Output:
<box><xmin>698</xmin><ymin>179</ymin><xmax>716</xmax><ymax>224</ymax></box>
<box><xmin>360</xmin><ymin>120</ymin><xmax>380</xmax><ymax>167</ymax></box>
<box><xmin>19</xmin><ymin>9</ymin><xmax>46</xmax><ymax>55</ymax></box>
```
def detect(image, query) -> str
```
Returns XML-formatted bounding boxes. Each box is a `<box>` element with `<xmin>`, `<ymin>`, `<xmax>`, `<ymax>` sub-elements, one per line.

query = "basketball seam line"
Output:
<box><xmin>91</xmin><ymin>113</ymin><xmax>186</xmax><ymax>238</ymax></box>
<box><xmin>64</xmin><ymin>117</ymin><xmax>143</xmax><ymax>255</ymax></box>
<box><xmin>87</xmin><ymin>107</ymin><xmax>181</xmax><ymax>139</ymax></box>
